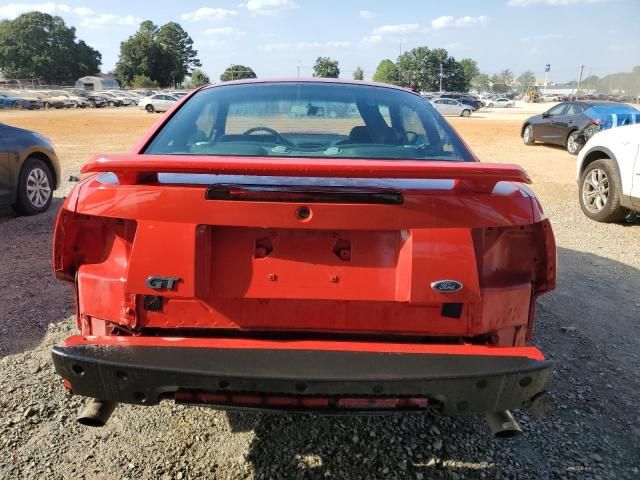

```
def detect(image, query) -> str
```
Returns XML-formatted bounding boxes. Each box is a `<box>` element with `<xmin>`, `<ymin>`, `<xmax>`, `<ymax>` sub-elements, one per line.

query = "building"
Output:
<box><xmin>75</xmin><ymin>75</ymin><xmax>119</xmax><ymax>91</ymax></box>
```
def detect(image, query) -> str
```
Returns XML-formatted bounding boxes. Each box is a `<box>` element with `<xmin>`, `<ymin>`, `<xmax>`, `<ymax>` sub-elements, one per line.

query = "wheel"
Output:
<box><xmin>71</xmin><ymin>101</ymin><xmax>78</xmax><ymax>108</ymax></box>
<box><xmin>461</xmin><ymin>109</ymin><xmax>471</xmax><ymax>117</ymax></box>
<box><xmin>523</xmin><ymin>125</ymin><xmax>535</xmax><ymax>145</ymax></box>
<box><xmin>487</xmin><ymin>103</ymin><xmax>493</xmax><ymax>108</ymax></box>
<box><xmin>566</xmin><ymin>130</ymin><xmax>583</xmax><ymax>155</ymax></box>
<box><xmin>11</xmin><ymin>157</ymin><xmax>54</xmax><ymax>215</ymax></box>
<box><xmin>579</xmin><ymin>159</ymin><xmax>629</xmax><ymax>222</ymax></box>
<box><xmin>12</xmin><ymin>101</ymin><xmax>23</xmax><ymax>110</ymax></box>
<box><xmin>108</xmin><ymin>101</ymin><xmax>115</xmax><ymax>107</ymax></box>
<box><xmin>89</xmin><ymin>101</ymin><xmax>96</xmax><ymax>108</ymax></box>
<box><xmin>145</xmin><ymin>104</ymin><xmax>155</xmax><ymax>113</ymax></box>
<box><xmin>44</xmin><ymin>102</ymin><xmax>51</xmax><ymax>110</ymax></box>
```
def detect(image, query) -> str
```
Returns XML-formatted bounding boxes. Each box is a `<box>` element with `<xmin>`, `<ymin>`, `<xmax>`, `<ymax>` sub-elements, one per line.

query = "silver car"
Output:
<box><xmin>138</xmin><ymin>94</ymin><xmax>179</xmax><ymax>113</ymax></box>
<box><xmin>431</xmin><ymin>98</ymin><xmax>472</xmax><ymax>117</ymax></box>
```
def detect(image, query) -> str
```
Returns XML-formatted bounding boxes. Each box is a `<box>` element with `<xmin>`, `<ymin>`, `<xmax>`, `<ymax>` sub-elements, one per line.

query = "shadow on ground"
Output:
<box><xmin>0</xmin><ymin>198</ymin><xmax>74</xmax><ymax>357</ymax></box>
<box><xmin>241</xmin><ymin>246</ymin><xmax>640</xmax><ymax>479</ymax></box>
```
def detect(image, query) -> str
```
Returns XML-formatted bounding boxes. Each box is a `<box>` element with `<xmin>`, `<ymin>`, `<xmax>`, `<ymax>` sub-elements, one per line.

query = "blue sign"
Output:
<box><xmin>545</xmin><ymin>64</ymin><xmax>551</xmax><ymax>72</ymax></box>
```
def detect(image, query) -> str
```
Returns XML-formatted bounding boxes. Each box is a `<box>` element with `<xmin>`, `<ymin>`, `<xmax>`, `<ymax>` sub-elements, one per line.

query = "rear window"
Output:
<box><xmin>145</xmin><ymin>82</ymin><xmax>472</xmax><ymax>162</ymax></box>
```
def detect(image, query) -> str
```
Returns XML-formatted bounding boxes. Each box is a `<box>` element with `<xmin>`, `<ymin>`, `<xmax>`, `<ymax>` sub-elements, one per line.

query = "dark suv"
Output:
<box><xmin>440</xmin><ymin>94</ymin><xmax>483</xmax><ymax>111</ymax></box>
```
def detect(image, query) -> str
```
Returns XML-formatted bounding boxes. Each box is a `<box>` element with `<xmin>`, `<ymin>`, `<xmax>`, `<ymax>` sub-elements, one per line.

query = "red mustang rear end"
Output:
<box><xmin>52</xmin><ymin>80</ymin><xmax>555</xmax><ymax>434</ymax></box>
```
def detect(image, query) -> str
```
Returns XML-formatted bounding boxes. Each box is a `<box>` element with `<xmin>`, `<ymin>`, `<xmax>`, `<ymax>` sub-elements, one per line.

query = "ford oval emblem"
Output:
<box><xmin>431</xmin><ymin>280</ymin><xmax>464</xmax><ymax>293</ymax></box>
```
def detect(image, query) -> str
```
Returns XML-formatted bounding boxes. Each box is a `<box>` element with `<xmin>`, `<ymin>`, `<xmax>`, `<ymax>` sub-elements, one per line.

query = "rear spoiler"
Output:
<box><xmin>81</xmin><ymin>154</ymin><xmax>531</xmax><ymax>192</ymax></box>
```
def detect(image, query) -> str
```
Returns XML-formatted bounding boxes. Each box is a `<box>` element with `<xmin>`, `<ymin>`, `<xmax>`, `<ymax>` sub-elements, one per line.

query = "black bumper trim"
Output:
<box><xmin>52</xmin><ymin>345</ymin><xmax>552</xmax><ymax>415</ymax></box>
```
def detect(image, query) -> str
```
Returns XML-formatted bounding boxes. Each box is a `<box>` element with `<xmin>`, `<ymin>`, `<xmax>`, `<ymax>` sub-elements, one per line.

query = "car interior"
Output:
<box><xmin>145</xmin><ymin>83</ymin><xmax>471</xmax><ymax>161</ymax></box>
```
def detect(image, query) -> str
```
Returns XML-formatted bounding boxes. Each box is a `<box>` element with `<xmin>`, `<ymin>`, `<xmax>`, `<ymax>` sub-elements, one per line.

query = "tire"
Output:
<box><xmin>89</xmin><ymin>101</ymin><xmax>96</xmax><ymax>108</ymax></box>
<box><xmin>44</xmin><ymin>102</ymin><xmax>51</xmax><ymax>110</ymax></box>
<box><xmin>566</xmin><ymin>130</ymin><xmax>583</xmax><ymax>155</ymax></box>
<box><xmin>145</xmin><ymin>104</ymin><xmax>155</xmax><ymax>113</ymax></box>
<box><xmin>487</xmin><ymin>103</ymin><xmax>493</xmax><ymax>108</ymax></box>
<box><xmin>108</xmin><ymin>101</ymin><xmax>115</xmax><ymax>107</ymax></box>
<box><xmin>461</xmin><ymin>109</ymin><xmax>471</xmax><ymax>117</ymax></box>
<box><xmin>71</xmin><ymin>101</ymin><xmax>78</xmax><ymax>108</ymax></box>
<box><xmin>523</xmin><ymin>125</ymin><xmax>535</xmax><ymax>145</ymax></box>
<box><xmin>12</xmin><ymin>101</ymin><xmax>23</xmax><ymax>110</ymax></box>
<box><xmin>11</xmin><ymin>157</ymin><xmax>54</xmax><ymax>215</ymax></box>
<box><xmin>579</xmin><ymin>158</ymin><xmax>629</xmax><ymax>223</ymax></box>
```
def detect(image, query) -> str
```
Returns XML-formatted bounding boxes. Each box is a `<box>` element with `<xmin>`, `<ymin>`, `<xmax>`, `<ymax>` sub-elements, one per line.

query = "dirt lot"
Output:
<box><xmin>0</xmin><ymin>106</ymin><xmax>639</xmax><ymax>479</ymax></box>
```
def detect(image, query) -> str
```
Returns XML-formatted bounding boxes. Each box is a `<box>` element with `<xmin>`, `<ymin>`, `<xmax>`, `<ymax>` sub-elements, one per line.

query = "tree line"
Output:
<box><xmin>2</xmin><ymin>11</ymin><xmax>638</xmax><ymax>95</ymax></box>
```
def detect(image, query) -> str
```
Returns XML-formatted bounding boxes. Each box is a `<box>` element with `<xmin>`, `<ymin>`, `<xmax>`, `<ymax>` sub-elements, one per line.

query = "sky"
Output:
<box><xmin>0</xmin><ymin>0</ymin><xmax>639</xmax><ymax>83</ymax></box>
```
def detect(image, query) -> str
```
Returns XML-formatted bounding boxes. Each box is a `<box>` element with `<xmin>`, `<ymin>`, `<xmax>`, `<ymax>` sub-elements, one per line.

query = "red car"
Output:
<box><xmin>52</xmin><ymin>79</ymin><xmax>556</xmax><ymax>436</ymax></box>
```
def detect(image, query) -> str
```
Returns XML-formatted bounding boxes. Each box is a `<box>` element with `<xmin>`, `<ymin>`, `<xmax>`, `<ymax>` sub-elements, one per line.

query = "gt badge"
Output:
<box><xmin>146</xmin><ymin>276</ymin><xmax>181</xmax><ymax>290</ymax></box>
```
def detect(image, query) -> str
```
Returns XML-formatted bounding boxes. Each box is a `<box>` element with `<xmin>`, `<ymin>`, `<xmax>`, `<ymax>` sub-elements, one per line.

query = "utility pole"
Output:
<box><xmin>297</xmin><ymin>65</ymin><xmax>300</xmax><ymax>78</ymax></box>
<box><xmin>439</xmin><ymin>64</ymin><xmax>443</xmax><ymax>93</ymax></box>
<box><xmin>576</xmin><ymin>64</ymin><xmax>585</xmax><ymax>99</ymax></box>
<box><xmin>586</xmin><ymin>67</ymin><xmax>592</xmax><ymax>94</ymax></box>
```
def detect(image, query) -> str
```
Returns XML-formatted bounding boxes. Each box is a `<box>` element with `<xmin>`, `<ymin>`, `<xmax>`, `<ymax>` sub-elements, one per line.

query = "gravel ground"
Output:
<box><xmin>0</xmin><ymin>108</ymin><xmax>639</xmax><ymax>479</ymax></box>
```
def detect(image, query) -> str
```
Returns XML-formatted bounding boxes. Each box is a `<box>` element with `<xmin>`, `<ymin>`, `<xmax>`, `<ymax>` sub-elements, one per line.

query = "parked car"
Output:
<box><xmin>30</xmin><ymin>91</ymin><xmax>67</xmax><ymax>109</ymax></box>
<box><xmin>94</xmin><ymin>91</ymin><xmax>123</xmax><ymax>107</ymax></box>
<box><xmin>521</xmin><ymin>101</ymin><xmax>640</xmax><ymax>154</ymax></box>
<box><xmin>576</xmin><ymin>123</ymin><xmax>640</xmax><ymax>222</ymax></box>
<box><xmin>51</xmin><ymin>79</ymin><xmax>556</xmax><ymax>436</ymax></box>
<box><xmin>85</xmin><ymin>94</ymin><xmax>108</xmax><ymax>108</ymax></box>
<box><xmin>486</xmin><ymin>98</ymin><xmax>515</xmax><ymax>108</ymax></box>
<box><xmin>46</xmin><ymin>90</ymin><xmax>89</xmax><ymax>108</ymax></box>
<box><xmin>138</xmin><ymin>94</ymin><xmax>179</xmax><ymax>113</ymax></box>
<box><xmin>431</xmin><ymin>98</ymin><xmax>472</xmax><ymax>117</ymax></box>
<box><xmin>0</xmin><ymin>92</ymin><xmax>43</xmax><ymax>110</ymax></box>
<box><xmin>106</xmin><ymin>90</ymin><xmax>138</xmax><ymax>105</ymax></box>
<box><xmin>440</xmin><ymin>94</ymin><xmax>482</xmax><ymax>110</ymax></box>
<box><xmin>38</xmin><ymin>91</ymin><xmax>75</xmax><ymax>108</ymax></box>
<box><xmin>0</xmin><ymin>124</ymin><xmax>60</xmax><ymax>214</ymax></box>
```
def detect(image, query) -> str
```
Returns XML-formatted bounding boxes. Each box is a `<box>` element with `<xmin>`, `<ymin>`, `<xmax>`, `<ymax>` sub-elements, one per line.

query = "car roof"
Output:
<box><xmin>201</xmin><ymin>78</ymin><xmax>417</xmax><ymax>95</ymax></box>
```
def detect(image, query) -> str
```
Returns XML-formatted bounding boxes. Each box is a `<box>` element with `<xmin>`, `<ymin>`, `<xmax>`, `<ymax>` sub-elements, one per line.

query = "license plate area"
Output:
<box><xmin>207</xmin><ymin>227</ymin><xmax>401</xmax><ymax>301</ymax></box>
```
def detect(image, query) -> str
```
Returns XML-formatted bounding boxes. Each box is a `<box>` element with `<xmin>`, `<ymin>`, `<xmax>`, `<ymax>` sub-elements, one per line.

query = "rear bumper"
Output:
<box><xmin>52</xmin><ymin>336</ymin><xmax>552</xmax><ymax>415</ymax></box>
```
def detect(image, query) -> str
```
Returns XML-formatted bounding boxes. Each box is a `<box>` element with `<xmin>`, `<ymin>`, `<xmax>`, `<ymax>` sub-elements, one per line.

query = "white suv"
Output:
<box><xmin>577</xmin><ymin>124</ymin><xmax>640</xmax><ymax>222</ymax></box>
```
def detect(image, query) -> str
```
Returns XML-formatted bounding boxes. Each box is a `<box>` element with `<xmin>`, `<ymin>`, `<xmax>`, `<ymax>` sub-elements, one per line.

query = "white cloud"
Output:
<box><xmin>259</xmin><ymin>41</ymin><xmax>350</xmax><ymax>52</ymax></box>
<box><xmin>431</xmin><ymin>15</ymin><xmax>488</xmax><ymax>29</ymax></box>
<box><xmin>180</xmin><ymin>7</ymin><xmax>237</xmax><ymax>22</ymax></box>
<box><xmin>508</xmin><ymin>0</ymin><xmax>606</xmax><ymax>5</ymax></box>
<box><xmin>0</xmin><ymin>2</ymin><xmax>95</xmax><ymax>18</ymax></box>
<box><xmin>372</xmin><ymin>23</ymin><xmax>426</xmax><ymax>35</ymax></box>
<box><xmin>81</xmin><ymin>14</ymin><xmax>140</xmax><ymax>28</ymax></box>
<box><xmin>0</xmin><ymin>3</ymin><xmax>138</xmax><ymax>29</ymax></box>
<box><xmin>360</xmin><ymin>35</ymin><xmax>383</xmax><ymax>46</ymax></box>
<box><xmin>245</xmin><ymin>0</ymin><xmax>299</xmax><ymax>15</ymax></box>
<box><xmin>203</xmin><ymin>27</ymin><xmax>246</xmax><ymax>37</ymax></box>
<box><xmin>359</xmin><ymin>10</ymin><xmax>379</xmax><ymax>19</ymax></box>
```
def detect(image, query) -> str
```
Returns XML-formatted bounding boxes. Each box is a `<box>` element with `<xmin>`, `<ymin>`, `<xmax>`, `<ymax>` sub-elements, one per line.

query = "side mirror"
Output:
<box><xmin>542</xmin><ymin>111</ymin><xmax>549</xmax><ymax>118</ymax></box>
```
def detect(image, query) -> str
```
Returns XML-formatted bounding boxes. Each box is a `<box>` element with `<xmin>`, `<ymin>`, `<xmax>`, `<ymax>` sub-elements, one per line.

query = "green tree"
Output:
<box><xmin>189</xmin><ymin>68</ymin><xmax>210</xmax><ymax>86</ymax></box>
<box><xmin>490</xmin><ymin>74</ymin><xmax>511</xmax><ymax>94</ymax></box>
<box><xmin>115</xmin><ymin>20</ymin><xmax>200</xmax><ymax>88</ymax></box>
<box><xmin>459</xmin><ymin>58</ymin><xmax>479</xmax><ymax>88</ymax></box>
<box><xmin>313</xmin><ymin>57</ymin><xmax>339</xmax><ymax>78</ymax></box>
<box><xmin>220</xmin><ymin>64</ymin><xmax>256</xmax><ymax>81</ymax></box>
<box><xmin>0</xmin><ymin>12</ymin><xmax>101</xmax><ymax>83</ymax></box>
<box><xmin>498</xmin><ymin>69</ymin><xmax>514</xmax><ymax>85</ymax></box>
<box><xmin>115</xmin><ymin>21</ymin><xmax>160</xmax><ymax>86</ymax></box>
<box><xmin>471</xmin><ymin>73</ymin><xmax>491</xmax><ymax>92</ymax></box>
<box><xmin>396</xmin><ymin>47</ymin><xmax>467</xmax><ymax>92</ymax></box>
<box><xmin>131</xmin><ymin>74</ymin><xmax>158</xmax><ymax>88</ymax></box>
<box><xmin>353</xmin><ymin>66</ymin><xmax>364</xmax><ymax>80</ymax></box>
<box><xmin>516</xmin><ymin>70</ymin><xmax>536</xmax><ymax>93</ymax></box>
<box><xmin>156</xmin><ymin>22</ymin><xmax>201</xmax><ymax>86</ymax></box>
<box><xmin>372</xmin><ymin>59</ymin><xmax>400</xmax><ymax>85</ymax></box>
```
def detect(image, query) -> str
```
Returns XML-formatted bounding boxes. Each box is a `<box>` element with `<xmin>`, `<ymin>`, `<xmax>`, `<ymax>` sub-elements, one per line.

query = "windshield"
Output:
<box><xmin>145</xmin><ymin>82</ymin><xmax>472</xmax><ymax>161</ymax></box>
